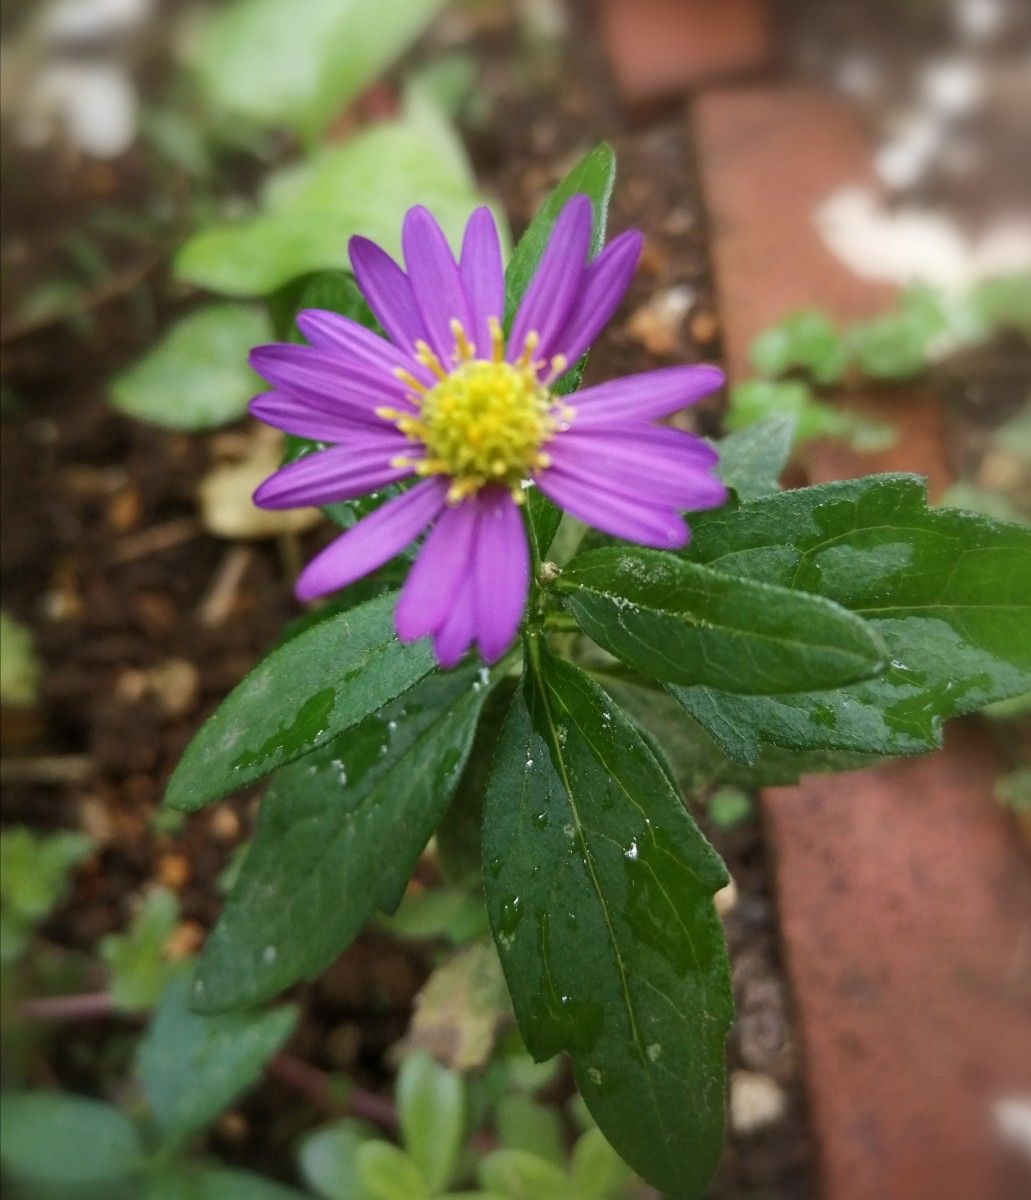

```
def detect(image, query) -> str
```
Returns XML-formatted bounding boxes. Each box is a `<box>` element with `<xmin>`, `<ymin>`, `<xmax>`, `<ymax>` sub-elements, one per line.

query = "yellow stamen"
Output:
<box><xmin>393</xmin><ymin>367</ymin><xmax>428</xmax><ymax>397</ymax></box>
<box><xmin>375</xmin><ymin>322</ymin><xmax>573</xmax><ymax>502</ymax></box>
<box><xmin>488</xmin><ymin>316</ymin><xmax>504</xmax><ymax>363</ymax></box>
<box><xmin>449</xmin><ymin>318</ymin><xmax>476</xmax><ymax>363</ymax></box>
<box><xmin>414</xmin><ymin>340</ymin><xmax>448</xmax><ymax>380</ymax></box>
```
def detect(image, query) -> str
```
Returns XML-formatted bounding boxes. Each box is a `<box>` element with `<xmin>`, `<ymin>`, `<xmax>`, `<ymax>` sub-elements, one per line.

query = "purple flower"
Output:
<box><xmin>249</xmin><ymin>197</ymin><xmax>726</xmax><ymax>667</ymax></box>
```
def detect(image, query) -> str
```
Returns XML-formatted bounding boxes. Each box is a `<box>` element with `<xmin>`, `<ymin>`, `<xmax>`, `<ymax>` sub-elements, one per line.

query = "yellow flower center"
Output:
<box><xmin>376</xmin><ymin>317</ymin><xmax>572</xmax><ymax>504</ymax></box>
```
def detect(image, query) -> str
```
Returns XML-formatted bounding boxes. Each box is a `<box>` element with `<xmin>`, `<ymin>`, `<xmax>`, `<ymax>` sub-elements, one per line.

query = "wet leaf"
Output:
<box><xmin>194</xmin><ymin>666</ymin><xmax>498</xmax><ymax>1010</ymax></box>
<box><xmin>557</xmin><ymin>546</ymin><xmax>887</xmax><ymax>694</ymax></box>
<box><xmin>164</xmin><ymin>592</ymin><xmax>436</xmax><ymax>812</ymax></box>
<box><xmin>713</xmin><ymin>415</ymin><xmax>796</xmax><ymax>501</ymax></box>
<box><xmin>671</xmin><ymin>475</ymin><xmax>1031</xmax><ymax>761</ymax></box>
<box><xmin>483</xmin><ymin>650</ymin><xmax>733</xmax><ymax>1200</ymax></box>
<box><xmin>192</xmin><ymin>0</ymin><xmax>445</xmax><ymax>142</ymax></box>
<box><xmin>176</xmin><ymin>102</ymin><xmax>500</xmax><ymax>297</ymax></box>
<box><xmin>109</xmin><ymin>305</ymin><xmax>271</xmax><ymax>430</ymax></box>
<box><xmin>135</xmin><ymin>974</ymin><xmax>297</xmax><ymax>1145</ymax></box>
<box><xmin>504</xmin><ymin>143</ymin><xmax>615</xmax><ymax>326</ymax></box>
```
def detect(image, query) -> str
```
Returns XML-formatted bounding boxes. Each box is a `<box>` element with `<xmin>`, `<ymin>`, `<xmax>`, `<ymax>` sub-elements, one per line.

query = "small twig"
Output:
<box><xmin>196</xmin><ymin>545</ymin><xmax>254</xmax><ymax>628</ymax></box>
<box><xmin>18</xmin><ymin>992</ymin><xmax>115</xmax><ymax>1022</ymax></box>
<box><xmin>109</xmin><ymin>518</ymin><xmax>200</xmax><ymax>564</ymax></box>
<box><xmin>268</xmin><ymin>1053</ymin><xmax>398</xmax><ymax>1133</ymax></box>
<box><xmin>0</xmin><ymin>255</ymin><xmax>162</xmax><ymax>345</ymax></box>
<box><xmin>0</xmin><ymin>755</ymin><xmax>94</xmax><ymax>785</ymax></box>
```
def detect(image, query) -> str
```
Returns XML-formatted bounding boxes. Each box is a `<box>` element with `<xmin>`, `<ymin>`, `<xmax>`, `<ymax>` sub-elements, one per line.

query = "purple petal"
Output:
<box><xmin>295</xmin><ymin>479</ymin><xmax>447</xmax><ymax>601</ymax></box>
<box><xmin>349</xmin><ymin>236</ymin><xmax>427</xmax><ymax>353</ymax></box>
<box><xmin>473</xmin><ymin>489</ymin><xmax>529</xmax><ymax>662</ymax></box>
<box><xmin>509</xmin><ymin>194</ymin><xmax>593</xmax><ymax>362</ymax></box>
<box><xmin>537</xmin><ymin>468</ymin><xmax>690</xmax><ymax>549</ymax></box>
<box><xmin>253</xmin><ymin>443</ymin><xmax>413</xmax><ymax>510</ymax></box>
<box><xmin>558</xmin><ymin>422</ymin><xmax>719</xmax><ymax>468</ymax></box>
<box><xmin>546</xmin><ymin>435</ymin><xmax>727</xmax><ymax>510</ymax></box>
<box><xmin>433</xmin><ymin>569</ymin><xmax>476</xmax><ymax>669</ymax></box>
<box><xmin>459</xmin><ymin>207</ymin><xmax>505</xmax><ymax>358</ymax></box>
<box><xmin>394</xmin><ymin>499</ymin><xmax>479</xmax><ymax>643</ymax></box>
<box><xmin>402</xmin><ymin>206</ymin><xmax>471</xmax><ymax>364</ymax></box>
<box><xmin>296</xmin><ymin>309</ymin><xmax>425</xmax><ymax>380</ymax></box>
<box><xmin>552</xmin><ymin>230</ymin><xmax>642</xmax><ymax>364</ymax></box>
<box><xmin>569</xmin><ymin>365</ymin><xmax>725</xmax><ymax>427</ymax></box>
<box><xmin>250</xmin><ymin>392</ymin><xmax>383</xmax><ymax>442</ymax></box>
<box><xmin>249</xmin><ymin>344</ymin><xmax>409</xmax><ymax>414</ymax></box>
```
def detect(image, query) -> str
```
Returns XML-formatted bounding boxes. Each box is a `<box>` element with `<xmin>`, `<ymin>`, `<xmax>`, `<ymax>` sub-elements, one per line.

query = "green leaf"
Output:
<box><xmin>135</xmin><ymin>974</ymin><xmax>297</xmax><ymax>1145</ymax></box>
<box><xmin>0</xmin><ymin>1093</ymin><xmax>144</xmax><ymax>1192</ymax></box>
<box><xmin>0</xmin><ymin>611</ymin><xmax>42</xmax><ymax>707</ymax></box>
<box><xmin>378</xmin><ymin>885</ymin><xmax>490</xmax><ymax>944</ymax></box>
<box><xmin>478</xmin><ymin>1150</ymin><xmax>568</xmax><ymax>1200</ymax></box>
<box><xmin>593</xmin><ymin>671</ymin><xmax>880</xmax><ymax>792</ymax></box>
<box><xmin>193</xmin><ymin>665</ymin><xmax>497</xmax><ymax>1010</ymax></box>
<box><xmin>749</xmin><ymin>309</ymin><xmax>846</xmax><ymax>384</ymax></box>
<box><xmin>569</xmin><ymin>1127</ymin><xmax>636</xmax><ymax>1199</ymax></box>
<box><xmin>108</xmin><ymin>305</ymin><xmax>271</xmax><ymax>430</ymax></box>
<box><xmin>557</xmin><ymin>546</ymin><xmax>887</xmax><ymax>693</ymax></box>
<box><xmin>495</xmin><ymin>1095</ymin><xmax>564</xmax><ymax>1166</ymax></box>
<box><xmin>100</xmin><ymin>887</ymin><xmax>183</xmax><ymax>1012</ymax></box>
<box><xmin>297</xmin><ymin>1119</ymin><xmax>376</xmax><ymax>1200</ymax></box>
<box><xmin>483</xmin><ymin>651</ymin><xmax>733</xmax><ymax>1199</ymax></box>
<box><xmin>504</xmin><ymin>143</ymin><xmax>615</xmax><ymax>327</ymax></box>
<box><xmin>357</xmin><ymin>1143</ymin><xmax>430</xmax><ymax>1200</ymax></box>
<box><xmin>713</xmin><ymin>415</ymin><xmax>796</xmax><ymax>501</ymax></box>
<box><xmin>192</xmin><ymin>0</ymin><xmax>446</xmax><ymax>142</ymax></box>
<box><xmin>176</xmin><ymin>102</ymin><xmax>501</xmax><ymax>297</ymax></box>
<box><xmin>672</xmin><ymin>474</ymin><xmax>1031</xmax><ymax>761</ymax></box>
<box><xmin>727</xmin><ymin>378</ymin><xmax>894</xmax><ymax>451</ymax></box>
<box><xmin>397</xmin><ymin>1053</ymin><xmax>465</xmax><ymax>1192</ymax></box>
<box><xmin>164</xmin><ymin>592</ymin><xmax>436</xmax><ymax>812</ymax></box>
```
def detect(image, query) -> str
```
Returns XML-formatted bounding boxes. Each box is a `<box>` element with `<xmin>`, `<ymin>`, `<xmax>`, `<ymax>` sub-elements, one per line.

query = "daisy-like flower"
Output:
<box><xmin>249</xmin><ymin>196</ymin><xmax>726</xmax><ymax>667</ymax></box>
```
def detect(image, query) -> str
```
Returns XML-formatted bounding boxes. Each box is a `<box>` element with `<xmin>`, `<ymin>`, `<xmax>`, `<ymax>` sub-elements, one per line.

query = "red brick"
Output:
<box><xmin>763</xmin><ymin>723</ymin><xmax>1031</xmax><ymax>1200</ymax></box>
<box><xmin>695</xmin><ymin>86</ymin><xmax>896</xmax><ymax>381</ymax></box>
<box><xmin>599</xmin><ymin>0</ymin><xmax>771</xmax><ymax>105</ymax></box>
<box><xmin>804</xmin><ymin>389</ymin><xmax>954</xmax><ymax>500</ymax></box>
<box><xmin>694</xmin><ymin>86</ymin><xmax>954</xmax><ymax>496</ymax></box>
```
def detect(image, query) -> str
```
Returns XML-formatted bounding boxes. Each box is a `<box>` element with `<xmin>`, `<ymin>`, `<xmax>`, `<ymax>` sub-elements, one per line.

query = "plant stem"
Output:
<box><xmin>267</xmin><ymin>1053</ymin><xmax>398</xmax><ymax>1133</ymax></box>
<box><xmin>18</xmin><ymin>992</ymin><xmax>115</xmax><ymax>1022</ymax></box>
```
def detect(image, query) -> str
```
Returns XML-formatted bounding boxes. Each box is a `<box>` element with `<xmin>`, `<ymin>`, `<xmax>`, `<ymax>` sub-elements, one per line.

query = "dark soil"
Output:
<box><xmin>1</xmin><ymin>4</ymin><xmax>819</xmax><ymax>1197</ymax></box>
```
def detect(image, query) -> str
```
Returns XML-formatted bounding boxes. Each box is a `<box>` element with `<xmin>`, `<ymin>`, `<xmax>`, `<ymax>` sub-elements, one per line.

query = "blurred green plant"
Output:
<box><xmin>175</xmin><ymin>89</ymin><xmax>502</xmax><ymax>298</ymax></box>
<box><xmin>732</xmin><ymin>274</ymin><xmax>1031</xmax><ymax>452</ymax></box>
<box><xmin>99</xmin><ymin>888</ymin><xmax>184</xmax><ymax>1013</ymax></box>
<box><xmin>109</xmin><ymin>305</ymin><xmax>272</xmax><ymax>430</ymax></box>
<box><xmin>1</xmin><ymin>968</ymin><xmax>300</xmax><ymax>1199</ymax></box>
<box><xmin>0</xmin><ymin>828</ymin><xmax>91</xmax><ymax>965</ymax></box>
<box><xmin>0</xmin><ymin>612</ymin><xmax>42</xmax><ymax>709</ymax></box>
<box><xmin>191</xmin><ymin>0</ymin><xmax>447</xmax><ymax>145</ymax></box>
